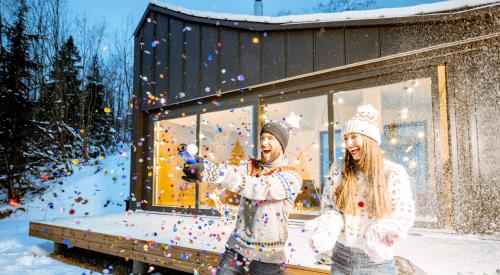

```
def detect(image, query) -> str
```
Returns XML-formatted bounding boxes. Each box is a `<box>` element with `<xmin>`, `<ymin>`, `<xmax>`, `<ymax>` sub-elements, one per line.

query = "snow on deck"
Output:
<box><xmin>33</xmin><ymin>211</ymin><xmax>500</xmax><ymax>274</ymax></box>
<box><xmin>33</xmin><ymin>210</ymin><xmax>329</xmax><ymax>271</ymax></box>
<box><xmin>149</xmin><ymin>0</ymin><xmax>500</xmax><ymax>24</ymax></box>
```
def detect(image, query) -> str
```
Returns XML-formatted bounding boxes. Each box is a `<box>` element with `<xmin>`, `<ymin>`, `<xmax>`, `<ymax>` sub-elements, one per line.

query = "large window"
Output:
<box><xmin>263</xmin><ymin>95</ymin><xmax>329</xmax><ymax>215</ymax></box>
<box><xmin>151</xmin><ymin>77</ymin><xmax>440</xmax><ymax>225</ymax></box>
<box><xmin>153</xmin><ymin>115</ymin><xmax>197</xmax><ymax>207</ymax></box>
<box><xmin>332</xmin><ymin>78</ymin><xmax>436</xmax><ymax>223</ymax></box>
<box><xmin>199</xmin><ymin>106</ymin><xmax>254</xmax><ymax>210</ymax></box>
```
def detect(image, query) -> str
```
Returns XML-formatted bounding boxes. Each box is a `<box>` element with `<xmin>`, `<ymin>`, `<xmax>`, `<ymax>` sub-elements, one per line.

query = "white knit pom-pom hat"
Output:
<box><xmin>341</xmin><ymin>105</ymin><xmax>381</xmax><ymax>145</ymax></box>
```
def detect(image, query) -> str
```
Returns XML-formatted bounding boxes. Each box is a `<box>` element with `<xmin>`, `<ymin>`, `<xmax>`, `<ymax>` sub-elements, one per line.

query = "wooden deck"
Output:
<box><xmin>29</xmin><ymin>221</ymin><xmax>329</xmax><ymax>274</ymax></box>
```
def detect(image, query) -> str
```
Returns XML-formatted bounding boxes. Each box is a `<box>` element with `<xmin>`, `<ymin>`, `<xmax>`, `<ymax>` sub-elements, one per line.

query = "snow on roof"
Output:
<box><xmin>150</xmin><ymin>0</ymin><xmax>500</xmax><ymax>24</ymax></box>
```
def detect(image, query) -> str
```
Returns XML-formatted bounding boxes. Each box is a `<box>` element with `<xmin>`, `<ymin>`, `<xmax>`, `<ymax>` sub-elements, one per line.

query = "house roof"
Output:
<box><xmin>149</xmin><ymin>0</ymin><xmax>499</xmax><ymax>24</ymax></box>
<box><xmin>134</xmin><ymin>0</ymin><xmax>500</xmax><ymax>35</ymax></box>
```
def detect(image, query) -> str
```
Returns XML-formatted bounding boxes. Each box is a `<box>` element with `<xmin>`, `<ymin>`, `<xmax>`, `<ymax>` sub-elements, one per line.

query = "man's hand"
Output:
<box><xmin>182</xmin><ymin>160</ymin><xmax>204</xmax><ymax>182</ymax></box>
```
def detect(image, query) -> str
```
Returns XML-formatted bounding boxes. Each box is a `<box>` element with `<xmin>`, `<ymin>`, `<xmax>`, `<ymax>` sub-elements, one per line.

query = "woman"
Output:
<box><xmin>306</xmin><ymin>105</ymin><xmax>415</xmax><ymax>275</ymax></box>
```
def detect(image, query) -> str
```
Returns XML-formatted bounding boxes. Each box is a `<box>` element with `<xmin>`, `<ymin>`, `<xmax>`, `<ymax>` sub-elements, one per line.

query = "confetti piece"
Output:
<box><xmin>252</xmin><ymin>37</ymin><xmax>259</xmax><ymax>44</ymax></box>
<box><xmin>159</xmin><ymin>73</ymin><xmax>164</xmax><ymax>79</ymax></box>
<box><xmin>99</xmin><ymin>156</ymin><xmax>105</xmax><ymax>161</ymax></box>
<box><xmin>72</xmin><ymin>159</ymin><xmax>79</xmax><ymax>165</ymax></box>
<box><xmin>80</xmin><ymin>129</ymin><xmax>85</xmax><ymax>133</ymax></box>
<box><xmin>104</xmin><ymin>107</ymin><xmax>111</xmax><ymax>113</ymax></box>
<box><xmin>41</xmin><ymin>175</ymin><xmax>48</xmax><ymax>181</ymax></box>
<box><xmin>237</xmin><ymin>74</ymin><xmax>245</xmax><ymax>82</ymax></box>
<box><xmin>9</xmin><ymin>199</ymin><xmax>19</xmax><ymax>207</ymax></box>
<box><xmin>69</xmin><ymin>209</ymin><xmax>75</xmax><ymax>215</ymax></box>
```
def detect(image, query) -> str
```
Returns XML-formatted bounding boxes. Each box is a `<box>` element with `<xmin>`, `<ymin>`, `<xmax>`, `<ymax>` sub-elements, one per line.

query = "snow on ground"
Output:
<box><xmin>0</xmin><ymin>145</ymin><xmax>130</xmax><ymax>274</ymax></box>
<box><xmin>1</xmin><ymin>143</ymin><xmax>499</xmax><ymax>274</ymax></box>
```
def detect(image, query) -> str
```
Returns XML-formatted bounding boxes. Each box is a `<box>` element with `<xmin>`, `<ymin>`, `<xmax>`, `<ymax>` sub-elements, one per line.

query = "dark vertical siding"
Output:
<box><xmin>131</xmin><ymin>34</ymin><xmax>144</xmax><ymax>209</ymax></box>
<box><xmin>155</xmin><ymin>14</ymin><xmax>169</xmax><ymax>105</ymax></box>
<box><xmin>287</xmin><ymin>31</ymin><xmax>314</xmax><ymax>77</ymax></box>
<box><xmin>262</xmin><ymin>32</ymin><xmax>286</xmax><ymax>82</ymax></box>
<box><xmin>220</xmin><ymin>29</ymin><xmax>239</xmax><ymax>92</ymax></box>
<box><xmin>141</xmin><ymin>16</ymin><xmax>154</xmax><ymax>110</ymax></box>
<box><xmin>345</xmin><ymin>27</ymin><xmax>380</xmax><ymax>64</ymax></box>
<box><xmin>168</xmin><ymin>18</ymin><xmax>185</xmax><ymax>103</ymax></box>
<box><xmin>450</xmin><ymin>48</ymin><xmax>500</xmax><ymax>233</ymax></box>
<box><xmin>200</xmin><ymin>26</ymin><xmax>218</xmax><ymax>97</ymax></box>
<box><xmin>239</xmin><ymin>31</ymin><xmax>261</xmax><ymax>87</ymax></box>
<box><xmin>184</xmin><ymin>24</ymin><xmax>200</xmax><ymax>98</ymax></box>
<box><xmin>315</xmin><ymin>28</ymin><xmax>345</xmax><ymax>70</ymax></box>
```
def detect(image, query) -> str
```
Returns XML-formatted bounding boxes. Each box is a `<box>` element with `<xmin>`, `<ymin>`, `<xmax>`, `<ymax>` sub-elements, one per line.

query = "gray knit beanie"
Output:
<box><xmin>260</xmin><ymin>121</ymin><xmax>292</xmax><ymax>151</ymax></box>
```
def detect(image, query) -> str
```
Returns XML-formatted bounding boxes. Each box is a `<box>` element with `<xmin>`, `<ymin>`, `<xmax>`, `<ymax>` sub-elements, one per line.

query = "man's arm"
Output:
<box><xmin>202</xmin><ymin>160</ymin><xmax>302</xmax><ymax>202</ymax></box>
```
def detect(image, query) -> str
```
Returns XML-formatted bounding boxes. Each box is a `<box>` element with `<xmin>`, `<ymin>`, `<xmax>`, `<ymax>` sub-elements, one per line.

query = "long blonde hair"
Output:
<box><xmin>335</xmin><ymin>135</ymin><xmax>392</xmax><ymax>219</ymax></box>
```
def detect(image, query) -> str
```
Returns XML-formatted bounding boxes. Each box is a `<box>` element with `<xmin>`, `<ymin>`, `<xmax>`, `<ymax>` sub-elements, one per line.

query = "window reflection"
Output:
<box><xmin>333</xmin><ymin>78</ymin><xmax>436</xmax><ymax>222</ymax></box>
<box><xmin>153</xmin><ymin>116</ymin><xmax>197</xmax><ymax>207</ymax></box>
<box><xmin>199</xmin><ymin>106</ymin><xmax>254</xmax><ymax>210</ymax></box>
<box><xmin>264</xmin><ymin>95</ymin><xmax>329</xmax><ymax>214</ymax></box>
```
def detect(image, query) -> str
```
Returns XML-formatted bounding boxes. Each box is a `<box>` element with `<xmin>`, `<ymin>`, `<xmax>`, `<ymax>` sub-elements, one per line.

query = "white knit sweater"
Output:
<box><xmin>310</xmin><ymin>160</ymin><xmax>415</xmax><ymax>262</ymax></box>
<box><xmin>202</xmin><ymin>158</ymin><xmax>303</xmax><ymax>263</ymax></box>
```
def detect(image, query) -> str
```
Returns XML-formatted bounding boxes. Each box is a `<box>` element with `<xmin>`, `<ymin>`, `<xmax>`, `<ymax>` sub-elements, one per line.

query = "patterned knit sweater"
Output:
<box><xmin>202</xmin><ymin>158</ymin><xmax>302</xmax><ymax>264</ymax></box>
<box><xmin>313</xmin><ymin>159</ymin><xmax>415</xmax><ymax>262</ymax></box>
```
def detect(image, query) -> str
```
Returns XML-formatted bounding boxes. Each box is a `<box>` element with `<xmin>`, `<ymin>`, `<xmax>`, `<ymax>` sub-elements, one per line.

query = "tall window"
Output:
<box><xmin>332</xmin><ymin>78</ymin><xmax>436</xmax><ymax>222</ymax></box>
<box><xmin>153</xmin><ymin>115</ymin><xmax>197</xmax><ymax>207</ymax></box>
<box><xmin>263</xmin><ymin>95</ymin><xmax>329</xmax><ymax>215</ymax></box>
<box><xmin>199</xmin><ymin>106</ymin><xmax>254</xmax><ymax>209</ymax></box>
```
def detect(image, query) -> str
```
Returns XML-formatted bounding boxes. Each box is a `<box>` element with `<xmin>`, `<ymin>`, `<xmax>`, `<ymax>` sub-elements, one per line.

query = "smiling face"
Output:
<box><xmin>344</xmin><ymin>132</ymin><xmax>364</xmax><ymax>160</ymax></box>
<box><xmin>260</xmin><ymin>132</ymin><xmax>284</xmax><ymax>164</ymax></box>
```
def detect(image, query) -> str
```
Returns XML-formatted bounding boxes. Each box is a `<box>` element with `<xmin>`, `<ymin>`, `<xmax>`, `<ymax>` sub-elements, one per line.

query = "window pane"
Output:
<box><xmin>199</xmin><ymin>106</ymin><xmax>254</xmax><ymax>210</ymax></box>
<box><xmin>153</xmin><ymin>116</ymin><xmax>197</xmax><ymax>208</ymax></box>
<box><xmin>332</xmin><ymin>78</ymin><xmax>436</xmax><ymax>223</ymax></box>
<box><xmin>264</xmin><ymin>95</ymin><xmax>329</xmax><ymax>215</ymax></box>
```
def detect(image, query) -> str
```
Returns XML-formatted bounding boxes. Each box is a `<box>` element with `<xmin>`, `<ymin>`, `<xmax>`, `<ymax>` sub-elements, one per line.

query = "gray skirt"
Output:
<box><xmin>331</xmin><ymin>242</ymin><xmax>397</xmax><ymax>275</ymax></box>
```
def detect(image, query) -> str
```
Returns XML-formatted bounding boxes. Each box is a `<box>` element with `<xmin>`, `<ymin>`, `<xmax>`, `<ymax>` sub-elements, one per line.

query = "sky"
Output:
<box><xmin>66</xmin><ymin>0</ymin><xmax>445</xmax><ymax>37</ymax></box>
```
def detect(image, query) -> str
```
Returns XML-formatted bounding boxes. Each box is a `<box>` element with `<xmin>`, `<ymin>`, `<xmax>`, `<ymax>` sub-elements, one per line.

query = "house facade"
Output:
<box><xmin>130</xmin><ymin>1</ymin><xmax>500</xmax><ymax>234</ymax></box>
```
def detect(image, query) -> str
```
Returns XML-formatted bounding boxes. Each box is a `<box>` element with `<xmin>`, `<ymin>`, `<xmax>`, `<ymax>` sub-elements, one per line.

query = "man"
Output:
<box><xmin>183</xmin><ymin>121</ymin><xmax>303</xmax><ymax>275</ymax></box>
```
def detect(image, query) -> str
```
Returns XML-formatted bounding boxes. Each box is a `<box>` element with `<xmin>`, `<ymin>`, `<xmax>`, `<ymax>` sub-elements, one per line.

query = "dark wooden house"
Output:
<box><xmin>31</xmin><ymin>1</ymin><xmax>500</xmax><ymax>274</ymax></box>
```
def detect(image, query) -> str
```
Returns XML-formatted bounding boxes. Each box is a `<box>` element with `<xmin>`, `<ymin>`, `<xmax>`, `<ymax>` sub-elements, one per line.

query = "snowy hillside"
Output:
<box><xmin>0</xmin><ymin>146</ymin><xmax>130</xmax><ymax>274</ymax></box>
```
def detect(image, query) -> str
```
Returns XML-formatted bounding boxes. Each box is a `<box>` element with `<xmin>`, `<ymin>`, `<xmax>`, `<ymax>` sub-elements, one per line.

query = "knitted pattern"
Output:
<box><xmin>202</xmin><ymin>158</ymin><xmax>302</xmax><ymax>263</ymax></box>
<box><xmin>310</xmin><ymin>160</ymin><xmax>415</xmax><ymax>263</ymax></box>
<box><xmin>341</xmin><ymin>105</ymin><xmax>381</xmax><ymax>144</ymax></box>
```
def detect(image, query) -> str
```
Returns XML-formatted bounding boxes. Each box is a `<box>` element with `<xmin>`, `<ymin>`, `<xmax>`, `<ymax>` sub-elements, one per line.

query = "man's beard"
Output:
<box><xmin>261</xmin><ymin>147</ymin><xmax>282</xmax><ymax>164</ymax></box>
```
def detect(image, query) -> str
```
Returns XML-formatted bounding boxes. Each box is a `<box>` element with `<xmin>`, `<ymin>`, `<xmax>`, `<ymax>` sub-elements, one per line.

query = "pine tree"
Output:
<box><xmin>0</xmin><ymin>0</ymin><xmax>35</xmax><ymax>200</ymax></box>
<box><xmin>40</xmin><ymin>35</ymin><xmax>83</xmax><ymax>168</ymax></box>
<box><xmin>229</xmin><ymin>139</ymin><xmax>245</xmax><ymax>165</ymax></box>
<box><xmin>48</xmin><ymin>36</ymin><xmax>82</xmax><ymax>128</ymax></box>
<box><xmin>83</xmin><ymin>54</ymin><xmax>115</xmax><ymax>158</ymax></box>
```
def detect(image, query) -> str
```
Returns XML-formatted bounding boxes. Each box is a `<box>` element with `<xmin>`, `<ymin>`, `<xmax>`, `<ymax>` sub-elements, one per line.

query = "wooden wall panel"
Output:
<box><xmin>220</xmin><ymin>29</ymin><xmax>239</xmax><ymax>92</ymax></box>
<box><xmin>314</xmin><ymin>28</ymin><xmax>345</xmax><ymax>71</ymax></box>
<box><xmin>168</xmin><ymin>19</ymin><xmax>185</xmax><ymax>103</ymax></box>
<box><xmin>287</xmin><ymin>31</ymin><xmax>314</xmax><ymax>77</ymax></box>
<box><xmin>201</xmin><ymin>26</ymin><xmax>218</xmax><ymax>97</ymax></box>
<box><xmin>345</xmin><ymin>27</ymin><xmax>380</xmax><ymax>64</ymax></box>
<box><xmin>239</xmin><ymin>31</ymin><xmax>261</xmax><ymax>87</ymax></box>
<box><xmin>155</xmin><ymin>14</ymin><xmax>169</xmax><ymax>106</ymax></box>
<box><xmin>140</xmin><ymin>15</ymin><xmax>155</xmax><ymax>110</ymax></box>
<box><xmin>262</xmin><ymin>32</ymin><xmax>286</xmax><ymax>82</ymax></box>
<box><xmin>184</xmin><ymin>24</ymin><xmax>201</xmax><ymax>98</ymax></box>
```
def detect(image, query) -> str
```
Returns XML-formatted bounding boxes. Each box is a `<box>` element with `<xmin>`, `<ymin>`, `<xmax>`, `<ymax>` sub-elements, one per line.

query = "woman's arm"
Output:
<box><xmin>363</xmin><ymin>163</ymin><xmax>415</xmax><ymax>262</ymax></box>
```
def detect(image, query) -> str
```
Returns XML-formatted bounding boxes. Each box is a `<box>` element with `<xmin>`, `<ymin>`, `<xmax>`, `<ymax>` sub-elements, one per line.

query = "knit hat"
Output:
<box><xmin>341</xmin><ymin>105</ymin><xmax>381</xmax><ymax>145</ymax></box>
<box><xmin>260</xmin><ymin>121</ymin><xmax>292</xmax><ymax>151</ymax></box>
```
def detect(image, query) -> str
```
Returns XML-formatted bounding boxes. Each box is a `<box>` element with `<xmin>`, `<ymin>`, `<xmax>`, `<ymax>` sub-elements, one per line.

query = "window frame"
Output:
<box><xmin>144</xmin><ymin>97</ymin><xmax>260</xmax><ymax>216</ymax></box>
<box><xmin>142</xmin><ymin>65</ymin><xmax>451</xmax><ymax>228</ymax></box>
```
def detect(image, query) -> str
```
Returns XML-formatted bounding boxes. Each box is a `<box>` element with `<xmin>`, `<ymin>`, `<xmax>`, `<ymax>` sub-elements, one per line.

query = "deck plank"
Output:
<box><xmin>29</xmin><ymin>221</ymin><xmax>328</xmax><ymax>274</ymax></box>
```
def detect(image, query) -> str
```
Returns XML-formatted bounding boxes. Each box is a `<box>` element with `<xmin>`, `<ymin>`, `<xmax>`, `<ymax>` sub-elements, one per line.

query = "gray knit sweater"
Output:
<box><xmin>202</xmin><ymin>158</ymin><xmax>302</xmax><ymax>263</ymax></box>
